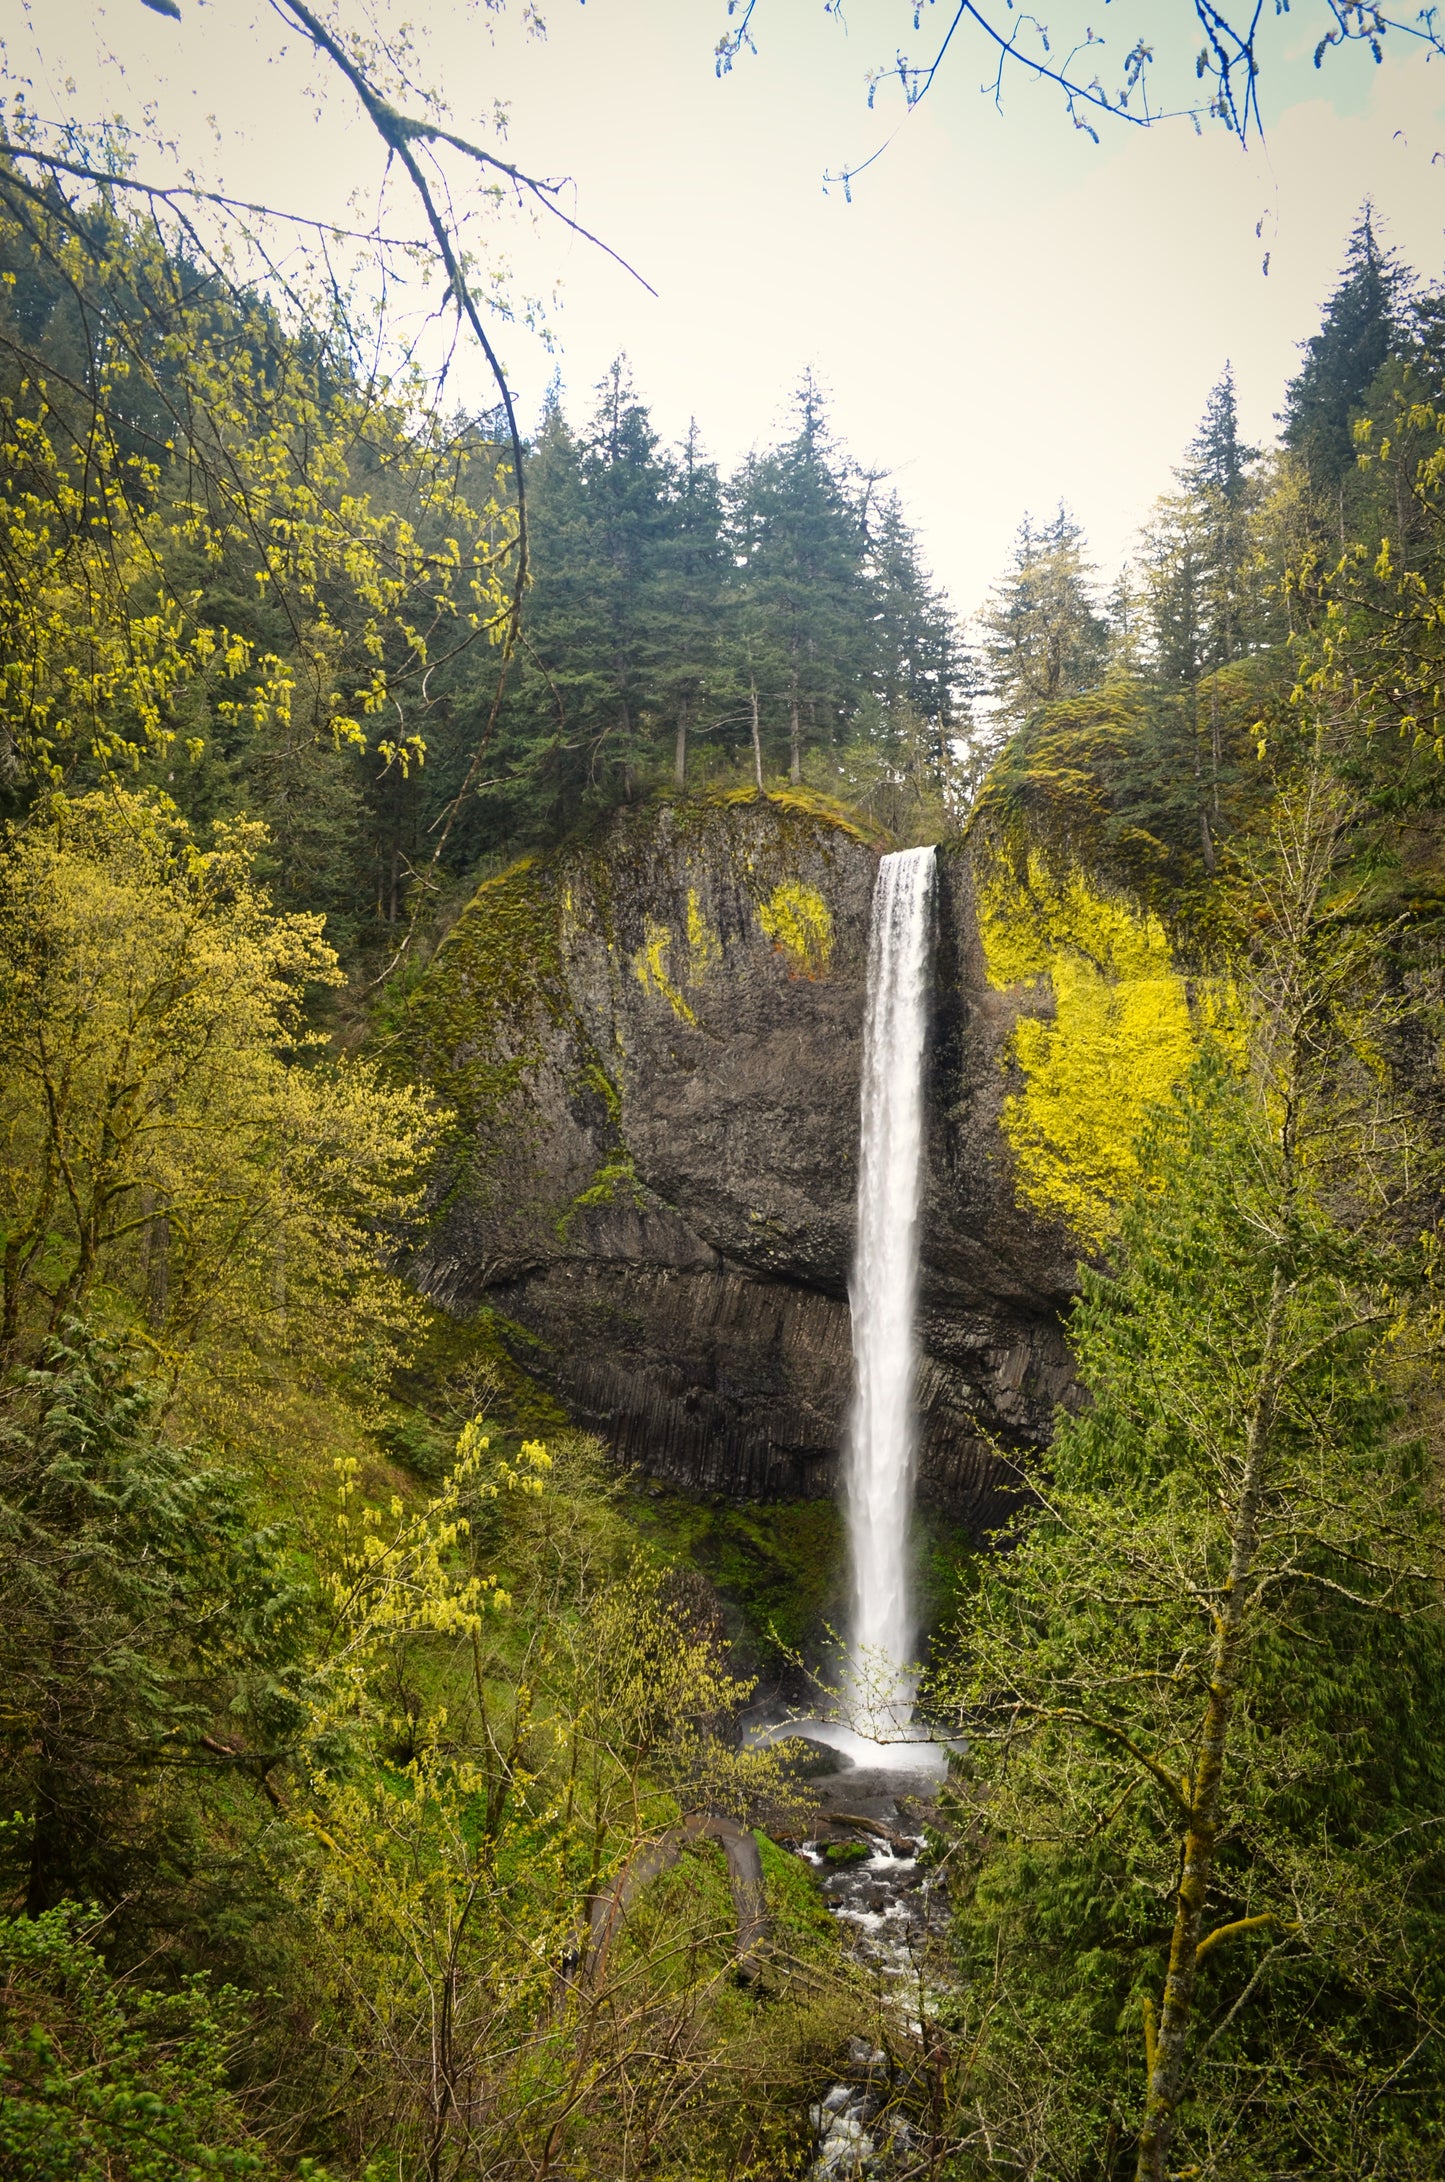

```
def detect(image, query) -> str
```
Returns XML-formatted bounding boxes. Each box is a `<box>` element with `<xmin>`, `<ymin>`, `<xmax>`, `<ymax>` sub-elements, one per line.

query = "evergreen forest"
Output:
<box><xmin>9</xmin><ymin>58</ymin><xmax>1445</xmax><ymax>2182</ymax></box>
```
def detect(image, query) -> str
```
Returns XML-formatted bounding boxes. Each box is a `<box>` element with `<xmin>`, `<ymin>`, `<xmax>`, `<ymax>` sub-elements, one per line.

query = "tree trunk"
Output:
<box><xmin>789</xmin><ymin>686</ymin><xmax>801</xmax><ymax>787</ymax></box>
<box><xmin>674</xmin><ymin>703</ymin><xmax>688</xmax><ymax>792</ymax></box>
<box><xmin>1134</xmin><ymin>1270</ymin><xmax>1286</xmax><ymax>2181</ymax></box>
<box><xmin>619</xmin><ymin>695</ymin><xmax>635</xmax><ymax>802</ymax></box>
<box><xmin>25</xmin><ymin>1759</ymin><xmax>61</xmax><ymax>1918</ymax></box>
<box><xmin>141</xmin><ymin>1188</ymin><xmax>169</xmax><ymax>1329</ymax></box>
<box><xmin>749</xmin><ymin>682</ymin><xmax>764</xmax><ymax>792</ymax></box>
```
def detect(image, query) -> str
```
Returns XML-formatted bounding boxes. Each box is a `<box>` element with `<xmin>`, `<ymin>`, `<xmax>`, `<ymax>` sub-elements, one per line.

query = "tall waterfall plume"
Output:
<box><xmin>845</xmin><ymin>844</ymin><xmax>936</xmax><ymax>1735</ymax></box>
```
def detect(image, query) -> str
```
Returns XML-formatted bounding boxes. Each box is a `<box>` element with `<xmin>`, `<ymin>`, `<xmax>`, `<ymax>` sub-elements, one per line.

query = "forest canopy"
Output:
<box><xmin>6</xmin><ymin>8</ymin><xmax>1445</xmax><ymax>2175</ymax></box>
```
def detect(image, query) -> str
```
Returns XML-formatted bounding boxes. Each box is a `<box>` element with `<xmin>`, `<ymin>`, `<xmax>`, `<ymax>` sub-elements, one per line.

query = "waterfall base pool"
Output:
<box><xmin>752</xmin><ymin>1714</ymin><xmax>951</xmax><ymax>1780</ymax></box>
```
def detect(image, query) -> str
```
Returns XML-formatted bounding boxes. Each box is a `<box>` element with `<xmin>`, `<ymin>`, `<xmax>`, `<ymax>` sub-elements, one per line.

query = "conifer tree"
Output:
<box><xmin>578</xmin><ymin>357</ymin><xmax>679</xmax><ymax>799</ymax></box>
<box><xmin>1136</xmin><ymin>370</ymin><xmax>1264</xmax><ymax>870</ymax></box>
<box><xmin>475</xmin><ymin>367</ymin><xmax>678</xmax><ymax>833</ymax></box>
<box><xmin>455</xmin><ymin>394</ymin><xmax>595</xmax><ymax>841</ymax></box>
<box><xmin>727</xmin><ymin>373</ymin><xmax>872</xmax><ymax>783</ymax></box>
<box><xmin>1183</xmin><ymin>363</ymin><xmax>1263</xmax><ymax>671</ymax></box>
<box><xmin>859</xmin><ymin>490</ymin><xmax>973</xmax><ymax>813</ymax></box>
<box><xmin>980</xmin><ymin>504</ymin><xmax>1108</xmax><ymax>727</ymax></box>
<box><xmin>657</xmin><ymin>420</ymin><xmax>728</xmax><ymax>789</ymax></box>
<box><xmin>1105</xmin><ymin>564</ymin><xmax>1145</xmax><ymax>677</ymax></box>
<box><xmin>1281</xmin><ymin>203</ymin><xmax>1411</xmax><ymax>488</ymax></box>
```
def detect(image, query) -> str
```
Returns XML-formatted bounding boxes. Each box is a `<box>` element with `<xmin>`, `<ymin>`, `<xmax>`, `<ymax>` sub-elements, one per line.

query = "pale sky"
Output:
<box><xmin>13</xmin><ymin>0</ymin><xmax>1445</xmax><ymax>615</ymax></box>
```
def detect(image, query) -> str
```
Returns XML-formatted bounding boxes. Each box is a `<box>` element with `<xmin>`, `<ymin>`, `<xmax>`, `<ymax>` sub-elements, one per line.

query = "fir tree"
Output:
<box><xmin>727</xmin><ymin>373</ymin><xmax>872</xmax><ymax>783</ymax></box>
<box><xmin>1136</xmin><ymin>371</ymin><xmax>1264</xmax><ymax>870</ymax></box>
<box><xmin>980</xmin><ymin>504</ymin><xmax>1108</xmax><ymax>727</ymax></box>
<box><xmin>656</xmin><ymin>420</ymin><xmax>727</xmax><ymax>790</ymax></box>
<box><xmin>577</xmin><ymin>356</ymin><xmax>679</xmax><ymax>799</ymax></box>
<box><xmin>1281</xmin><ymin>203</ymin><xmax>1411</xmax><ymax>488</ymax></box>
<box><xmin>858</xmin><ymin>489</ymin><xmax>973</xmax><ymax>814</ymax></box>
<box><xmin>1185</xmin><ymin>360</ymin><xmax>1256</xmax><ymax>507</ymax></box>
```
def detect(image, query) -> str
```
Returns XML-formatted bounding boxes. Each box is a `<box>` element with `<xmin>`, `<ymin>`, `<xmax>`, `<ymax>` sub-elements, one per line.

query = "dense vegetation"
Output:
<box><xmin>6</xmin><ymin>121</ymin><xmax>1445</xmax><ymax>2182</ymax></box>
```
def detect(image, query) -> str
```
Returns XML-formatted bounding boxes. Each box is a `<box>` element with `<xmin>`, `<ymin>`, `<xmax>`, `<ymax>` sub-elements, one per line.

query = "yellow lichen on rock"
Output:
<box><xmin>686</xmin><ymin>887</ymin><xmax>720</xmax><ymax>983</ymax></box>
<box><xmin>632</xmin><ymin>916</ymin><xmax>697</xmax><ymax>1026</ymax></box>
<box><xmin>977</xmin><ymin>854</ymin><xmax>1203</xmax><ymax>1248</ymax></box>
<box><xmin>756</xmin><ymin>881</ymin><xmax>834</xmax><ymax>979</ymax></box>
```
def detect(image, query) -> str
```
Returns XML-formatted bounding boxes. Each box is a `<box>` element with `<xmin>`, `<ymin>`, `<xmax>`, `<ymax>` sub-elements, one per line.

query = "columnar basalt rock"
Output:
<box><xmin>407</xmin><ymin>790</ymin><xmax>1076</xmax><ymax>1535</ymax></box>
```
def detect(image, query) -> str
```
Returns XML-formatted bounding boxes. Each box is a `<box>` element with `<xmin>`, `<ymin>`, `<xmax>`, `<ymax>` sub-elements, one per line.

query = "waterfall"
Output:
<box><xmin>844</xmin><ymin>844</ymin><xmax>936</xmax><ymax>1738</ymax></box>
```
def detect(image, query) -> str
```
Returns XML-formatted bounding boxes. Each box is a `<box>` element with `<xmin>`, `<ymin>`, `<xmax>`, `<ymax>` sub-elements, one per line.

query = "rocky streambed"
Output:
<box><xmin>787</xmin><ymin>1739</ymin><xmax>956</xmax><ymax>2178</ymax></box>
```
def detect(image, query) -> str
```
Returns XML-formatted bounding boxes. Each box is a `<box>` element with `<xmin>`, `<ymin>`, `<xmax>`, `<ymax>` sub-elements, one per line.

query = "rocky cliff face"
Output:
<box><xmin>407</xmin><ymin>790</ymin><xmax>1077</xmax><ymax>1535</ymax></box>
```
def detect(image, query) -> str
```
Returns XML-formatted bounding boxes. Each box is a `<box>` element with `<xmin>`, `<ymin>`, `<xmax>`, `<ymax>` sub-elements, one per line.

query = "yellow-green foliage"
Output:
<box><xmin>756</xmin><ymin>881</ymin><xmax>834</xmax><ymax>979</ymax></box>
<box><xmin>0</xmin><ymin>790</ymin><xmax>438</xmax><ymax>1387</ymax></box>
<box><xmin>0</xmin><ymin>195</ymin><xmax>514</xmax><ymax>791</ymax></box>
<box><xmin>977</xmin><ymin>854</ymin><xmax>1202</xmax><ymax>1247</ymax></box>
<box><xmin>279</xmin><ymin>1418</ymin><xmax>821</xmax><ymax>2178</ymax></box>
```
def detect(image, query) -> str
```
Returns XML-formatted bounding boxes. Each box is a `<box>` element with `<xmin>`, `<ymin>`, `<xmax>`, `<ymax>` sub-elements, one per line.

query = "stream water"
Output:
<box><xmin>793</xmin><ymin>1744</ymin><xmax>953</xmax><ymax>2178</ymax></box>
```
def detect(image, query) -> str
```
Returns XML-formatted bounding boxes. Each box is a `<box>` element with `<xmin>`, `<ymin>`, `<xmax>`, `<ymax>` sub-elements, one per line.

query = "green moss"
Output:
<box><xmin>916</xmin><ymin>1510</ymin><xmax>982</xmax><ymax>1663</ymax></box>
<box><xmin>820</xmin><ymin>1839</ymin><xmax>872</xmax><ymax>1868</ymax></box>
<box><xmin>402</xmin><ymin>851</ymin><xmax>569</xmax><ymax>1138</ymax></box>
<box><xmin>624</xmin><ymin>1489</ymin><xmax>981</xmax><ymax>1678</ymax></box>
<box><xmin>627</xmin><ymin>1494</ymin><xmax>846</xmax><ymax>1668</ymax></box>
<box><xmin>581</xmin><ymin>1060</ymin><xmax>623</xmax><ymax>1125</ymax></box>
<box><xmin>388</xmin><ymin>1299</ymin><xmax>570</xmax><ymax>1458</ymax></box>
<box><xmin>757</xmin><ymin>1832</ymin><xmax>838</xmax><ymax>1950</ymax></box>
<box><xmin>558</xmin><ymin>1150</ymin><xmax>645</xmax><ymax>1236</ymax></box>
<box><xmin>702</xmin><ymin>782</ymin><xmax>892</xmax><ymax>851</ymax></box>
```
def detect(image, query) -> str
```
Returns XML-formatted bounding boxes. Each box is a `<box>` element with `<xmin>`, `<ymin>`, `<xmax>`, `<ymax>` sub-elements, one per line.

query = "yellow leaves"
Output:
<box><xmin>977</xmin><ymin>852</ymin><xmax>1218</xmax><ymax>1248</ymax></box>
<box><xmin>0</xmin><ymin>791</ymin><xmax>437</xmax><ymax>1380</ymax></box>
<box><xmin>979</xmin><ymin>853</ymin><xmax>1171</xmax><ymax>990</ymax></box>
<box><xmin>0</xmin><ymin>198</ymin><xmax>518</xmax><ymax>792</ymax></box>
<box><xmin>318</xmin><ymin>1416</ymin><xmax>529</xmax><ymax>1732</ymax></box>
<box><xmin>491</xmin><ymin>1438</ymin><xmax>552</xmax><ymax>1498</ymax></box>
<box><xmin>1005</xmin><ymin>952</ymin><xmax>1197</xmax><ymax>1250</ymax></box>
<box><xmin>755</xmin><ymin>879</ymin><xmax>834</xmax><ymax>978</ymax></box>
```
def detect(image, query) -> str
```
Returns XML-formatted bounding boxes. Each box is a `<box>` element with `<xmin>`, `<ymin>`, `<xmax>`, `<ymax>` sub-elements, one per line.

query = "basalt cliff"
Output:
<box><xmin>407</xmin><ymin>791</ymin><xmax>1077</xmax><ymax>1534</ymax></box>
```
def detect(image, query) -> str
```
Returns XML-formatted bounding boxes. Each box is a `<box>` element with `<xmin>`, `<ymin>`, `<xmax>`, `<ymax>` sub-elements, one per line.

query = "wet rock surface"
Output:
<box><xmin>408</xmin><ymin>793</ymin><xmax>1076</xmax><ymax>1530</ymax></box>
